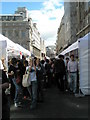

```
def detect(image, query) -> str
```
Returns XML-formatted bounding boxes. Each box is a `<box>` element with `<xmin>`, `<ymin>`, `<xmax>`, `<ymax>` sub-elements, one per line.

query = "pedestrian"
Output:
<box><xmin>36</xmin><ymin>58</ymin><xmax>44</xmax><ymax>102</ymax></box>
<box><xmin>45</xmin><ymin>59</ymin><xmax>51</xmax><ymax>88</ymax></box>
<box><xmin>65</xmin><ymin>57</ymin><xmax>70</xmax><ymax>91</ymax></box>
<box><xmin>41</xmin><ymin>60</ymin><xmax>46</xmax><ymax>89</ymax></box>
<box><xmin>8</xmin><ymin>59</ymin><xmax>15</xmax><ymax>100</ymax></box>
<box><xmin>22</xmin><ymin>60</ymin><xmax>30</xmax><ymax>99</ymax></box>
<box><xmin>49</xmin><ymin>59</ymin><xmax>54</xmax><ymax>86</ymax></box>
<box><xmin>54</xmin><ymin>55</ymin><xmax>66</xmax><ymax>91</ymax></box>
<box><xmin>0</xmin><ymin>61</ymin><xmax>10</xmax><ymax>120</ymax></box>
<box><xmin>68</xmin><ymin>54</ymin><xmax>78</xmax><ymax>94</ymax></box>
<box><xmin>25</xmin><ymin>60</ymin><xmax>32</xmax><ymax>100</ymax></box>
<box><xmin>8</xmin><ymin>58</ymin><xmax>22</xmax><ymax>107</ymax></box>
<box><xmin>29</xmin><ymin>58</ymin><xmax>37</xmax><ymax>109</ymax></box>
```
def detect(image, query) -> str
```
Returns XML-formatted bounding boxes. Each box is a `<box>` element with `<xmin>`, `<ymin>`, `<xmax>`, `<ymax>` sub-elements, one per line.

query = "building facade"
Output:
<box><xmin>40</xmin><ymin>39</ymin><xmax>46</xmax><ymax>60</ymax></box>
<box><xmin>46</xmin><ymin>45</ymin><xmax>56</xmax><ymax>58</ymax></box>
<box><xmin>56</xmin><ymin>15</ymin><xmax>65</xmax><ymax>54</ymax></box>
<box><xmin>0</xmin><ymin>7</ymin><xmax>30</xmax><ymax>50</ymax></box>
<box><xmin>56</xmin><ymin>2</ymin><xmax>90</xmax><ymax>55</ymax></box>
<box><xmin>30</xmin><ymin>22</ymin><xmax>41</xmax><ymax>58</ymax></box>
<box><xmin>0</xmin><ymin>7</ymin><xmax>46</xmax><ymax>58</ymax></box>
<box><xmin>76</xmin><ymin>2</ymin><xmax>90</xmax><ymax>39</ymax></box>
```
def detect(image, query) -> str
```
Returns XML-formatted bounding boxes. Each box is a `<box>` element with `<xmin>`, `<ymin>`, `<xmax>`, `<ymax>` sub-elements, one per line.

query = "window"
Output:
<box><xmin>15</xmin><ymin>30</ymin><xmax>19</xmax><ymax>37</ymax></box>
<box><xmin>8</xmin><ymin>16</ymin><xmax>12</xmax><ymax>21</ymax></box>
<box><xmin>85</xmin><ymin>2</ymin><xmax>89</xmax><ymax>11</ymax></box>
<box><xmin>0</xmin><ymin>16</ymin><xmax>1</xmax><ymax>21</ymax></box>
<box><xmin>2</xmin><ymin>16</ymin><xmax>6</xmax><ymax>21</ymax></box>
<box><xmin>66</xmin><ymin>22</ymin><xmax>70</xmax><ymax>31</ymax></box>
<box><xmin>2</xmin><ymin>30</ymin><xmax>6</xmax><ymax>36</ymax></box>
<box><xmin>21</xmin><ymin>31</ymin><xmax>26</xmax><ymax>38</ymax></box>
<box><xmin>8</xmin><ymin>30</ymin><xmax>12</xmax><ymax>37</ymax></box>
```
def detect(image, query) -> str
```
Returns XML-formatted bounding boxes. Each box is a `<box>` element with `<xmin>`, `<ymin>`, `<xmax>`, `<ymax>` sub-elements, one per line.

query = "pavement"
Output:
<box><xmin>10</xmin><ymin>86</ymin><xmax>89</xmax><ymax>119</ymax></box>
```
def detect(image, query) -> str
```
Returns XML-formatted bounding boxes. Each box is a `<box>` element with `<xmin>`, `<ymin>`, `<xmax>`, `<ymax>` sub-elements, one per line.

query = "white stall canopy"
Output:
<box><xmin>0</xmin><ymin>40</ymin><xmax>7</xmax><ymax>60</ymax></box>
<box><xmin>79</xmin><ymin>33</ymin><xmax>90</xmax><ymax>95</ymax></box>
<box><xmin>16</xmin><ymin>44</ymin><xmax>31</xmax><ymax>56</ymax></box>
<box><xmin>0</xmin><ymin>34</ymin><xmax>31</xmax><ymax>57</ymax></box>
<box><xmin>0</xmin><ymin>34</ymin><xmax>8</xmax><ymax>68</ymax></box>
<box><xmin>0</xmin><ymin>34</ymin><xmax>18</xmax><ymax>50</ymax></box>
<box><xmin>60</xmin><ymin>41</ymin><xmax>79</xmax><ymax>55</ymax></box>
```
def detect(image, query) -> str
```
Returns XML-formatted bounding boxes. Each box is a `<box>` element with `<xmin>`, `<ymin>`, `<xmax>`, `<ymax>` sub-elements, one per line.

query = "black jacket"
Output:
<box><xmin>2</xmin><ymin>70</ymin><xmax>9</xmax><ymax>105</ymax></box>
<box><xmin>54</xmin><ymin>59</ymin><xmax>66</xmax><ymax>75</ymax></box>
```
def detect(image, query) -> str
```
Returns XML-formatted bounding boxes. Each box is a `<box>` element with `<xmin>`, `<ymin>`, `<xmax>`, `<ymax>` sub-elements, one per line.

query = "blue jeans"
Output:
<box><xmin>70</xmin><ymin>73</ymin><xmax>77</xmax><ymax>93</ymax></box>
<box><xmin>12</xmin><ymin>78</ymin><xmax>22</xmax><ymax>103</ymax></box>
<box><xmin>31</xmin><ymin>81</ymin><xmax>37</xmax><ymax>108</ymax></box>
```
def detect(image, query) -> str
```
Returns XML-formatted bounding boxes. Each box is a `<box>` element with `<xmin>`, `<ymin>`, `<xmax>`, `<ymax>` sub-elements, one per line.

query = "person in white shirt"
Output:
<box><xmin>29</xmin><ymin>58</ymin><xmax>37</xmax><ymax>109</ymax></box>
<box><xmin>68</xmin><ymin>54</ymin><xmax>78</xmax><ymax>94</ymax></box>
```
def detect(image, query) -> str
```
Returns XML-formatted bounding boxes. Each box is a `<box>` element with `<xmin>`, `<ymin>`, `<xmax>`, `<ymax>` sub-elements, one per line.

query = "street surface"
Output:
<box><xmin>10</xmin><ymin>86</ymin><xmax>89</xmax><ymax>119</ymax></box>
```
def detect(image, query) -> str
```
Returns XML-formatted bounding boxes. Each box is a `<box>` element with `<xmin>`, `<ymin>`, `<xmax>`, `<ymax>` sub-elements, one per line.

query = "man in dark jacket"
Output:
<box><xmin>54</xmin><ymin>55</ymin><xmax>66</xmax><ymax>91</ymax></box>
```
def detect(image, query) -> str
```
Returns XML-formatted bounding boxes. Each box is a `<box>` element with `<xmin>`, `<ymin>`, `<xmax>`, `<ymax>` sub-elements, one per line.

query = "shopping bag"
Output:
<box><xmin>22</xmin><ymin>72</ymin><xmax>31</xmax><ymax>87</ymax></box>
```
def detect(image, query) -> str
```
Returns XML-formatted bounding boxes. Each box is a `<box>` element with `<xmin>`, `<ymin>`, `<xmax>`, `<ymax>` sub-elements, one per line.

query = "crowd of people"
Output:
<box><xmin>0</xmin><ymin>54</ymin><xmax>79</xmax><ymax>120</ymax></box>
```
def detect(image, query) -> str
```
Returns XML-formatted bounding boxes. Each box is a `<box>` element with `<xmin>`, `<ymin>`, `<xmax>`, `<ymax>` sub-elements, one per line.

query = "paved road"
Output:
<box><xmin>10</xmin><ymin>86</ymin><xmax>89</xmax><ymax>119</ymax></box>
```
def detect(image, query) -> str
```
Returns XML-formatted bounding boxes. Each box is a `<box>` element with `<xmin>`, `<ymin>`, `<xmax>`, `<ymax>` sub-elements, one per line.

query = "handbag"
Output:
<box><xmin>22</xmin><ymin>71</ymin><xmax>31</xmax><ymax>87</ymax></box>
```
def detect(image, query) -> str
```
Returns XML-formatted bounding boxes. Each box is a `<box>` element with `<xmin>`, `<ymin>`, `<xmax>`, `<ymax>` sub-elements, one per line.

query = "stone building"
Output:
<box><xmin>0</xmin><ymin>7</ymin><xmax>30</xmax><ymax>50</ymax></box>
<box><xmin>40</xmin><ymin>39</ymin><xmax>46</xmax><ymax>60</ymax></box>
<box><xmin>0</xmin><ymin>7</ymin><xmax>46</xmax><ymax>58</ymax></box>
<box><xmin>56</xmin><ymin>2</ymin><xmax>90</xmax><ymax>55</ymax></box>
<box><xmin>30</xmin><ymin>22</ymin><xmax>41</xmax><ymax>58</ymax></box>
<box><xmin>76</xmin><ymin>2</ymin><xmax>90</xmax><ymax>39</ymax></box>
<box><xmin>56</xmin><ymin>15</ymin><xmax>65</xmax><ymax>54</ymax></box>
<box><xmin>46</xmin><ymin>45</ymin><xmax>56</xmax><ymax>58</ymax></box>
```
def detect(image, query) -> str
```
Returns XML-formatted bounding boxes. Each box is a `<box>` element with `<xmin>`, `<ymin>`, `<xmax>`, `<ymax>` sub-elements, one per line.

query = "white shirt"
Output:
<box><xmin>30</xmin><ymin>66</ymin><xmax>37</xmax><ymax>82</ymax></box>
<box><xmin>68</xmin><ymin>60</ymin><xmax>77</xmax><ymax>72</ymax></box>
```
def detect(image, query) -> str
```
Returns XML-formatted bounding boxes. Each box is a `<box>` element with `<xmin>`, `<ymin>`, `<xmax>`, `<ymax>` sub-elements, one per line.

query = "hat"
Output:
<box><xmin>58</xmin><ymin>54</ymin><xmax>64</xmax><ymax>59</ymax></box>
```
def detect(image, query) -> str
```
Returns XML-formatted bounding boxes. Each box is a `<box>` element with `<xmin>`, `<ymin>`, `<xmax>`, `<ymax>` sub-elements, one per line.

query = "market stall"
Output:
<box><xmin>0</xmin><ymin>34</ymin><xmax>31</xmax><ymax>58</ymax></box>
<box><xmin>59</xmin><ymin>33</ymin><xmax>90</xmax><ymax>95</ymax></box>
<box><xmin>60</xmin><ymin>41</ymin><xmax>79</xmax><ymax>55</ymax></box>
<box><xmin>16</xmin><ymin>44</ymin><xmax>31</xmax><ymax>57</ymax></box>
<box><xmin>0</xmin><ymin>34</ymin><xmax>7</xmax><ymax>67</ymax></box>
<box><xmin>78</xmin><ymin>33</ymin><xmax>90</xmax><ymax>95</ymax></box>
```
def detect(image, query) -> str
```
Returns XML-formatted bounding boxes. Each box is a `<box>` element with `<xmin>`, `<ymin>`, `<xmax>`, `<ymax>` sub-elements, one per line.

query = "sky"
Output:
<box><xmin>1</xmin><ymin>0</ymin><xmax>64</xmax><ymax>47</ymax></box>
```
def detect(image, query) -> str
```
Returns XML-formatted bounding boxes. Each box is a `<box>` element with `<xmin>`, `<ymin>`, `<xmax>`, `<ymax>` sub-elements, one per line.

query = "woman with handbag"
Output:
<box><xmin>22</xmin><ymin>60</ymin><xmax>31</xmax><ymax>99</ymax></box>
